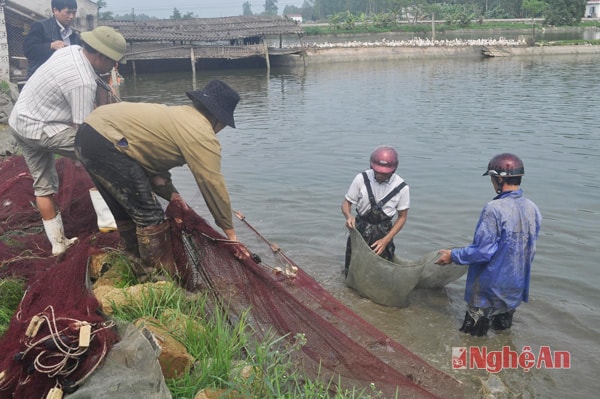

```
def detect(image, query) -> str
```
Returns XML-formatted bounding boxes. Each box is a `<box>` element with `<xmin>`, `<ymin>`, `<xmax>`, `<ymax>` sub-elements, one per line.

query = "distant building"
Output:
<box><xmin>285</xmin><ymin>14</ymin><xmax>302</xmax><ymax>23</ymax></box>
<box><xmin>586</xmin><ymin>0</ymin><xmax>600</xmax><ymax>17</ymax></box>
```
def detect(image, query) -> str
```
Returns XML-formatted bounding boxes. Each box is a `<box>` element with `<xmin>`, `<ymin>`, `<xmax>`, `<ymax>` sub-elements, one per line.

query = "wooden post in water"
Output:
<box><xmin>132</xmin><ymin>60</ymin><xmax>137</xmax><ymax>81</ymax></box>
<box><xmin>263</xmin><ymin>40</ymin><xmax>270</xmax><ymax>72</ymax></box>
<box><xmin>110</xmin><ymin>67</ymin><xmax>121</xmax><ymax>101</ymax></box>
<box><xmin>299</xmin><ymin>34</ymin><xmax>307</xmax><ymax>68</ymax></box>
<box><xmin>190</xmin><ymin>47</ymin><xmax>196</xmax><ymax>89</ymax></box>
<box><xmin>432</xmin><ymin>13</ymin><xmax>436</xmax><ymax>42</ymax></box>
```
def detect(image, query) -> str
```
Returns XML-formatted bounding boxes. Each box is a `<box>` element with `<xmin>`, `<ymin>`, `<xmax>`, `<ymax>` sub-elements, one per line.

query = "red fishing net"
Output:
<box><xmin>168</xmin><ymin>200</ymin><xmax>464</xmax><ymax>398</ymax></box>
<box><xmin>0</xmin><ymin>157</ymin><xmax>120</xmax><ymax>398</ymax></box>
<box><xmin>0</xmin><ymin>156</ymin><xmax>463</xmax><ymax>398</ymax></box>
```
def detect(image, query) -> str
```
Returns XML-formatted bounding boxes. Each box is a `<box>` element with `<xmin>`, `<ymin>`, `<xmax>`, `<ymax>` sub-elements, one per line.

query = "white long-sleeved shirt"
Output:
<box><xmin>9</xmin><ymin>45</ymin><xmax>97</xmax><ymax>139</ymax></box>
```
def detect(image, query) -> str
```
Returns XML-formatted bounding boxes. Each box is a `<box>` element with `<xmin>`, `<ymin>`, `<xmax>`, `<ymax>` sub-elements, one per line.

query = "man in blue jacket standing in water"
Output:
<box><xmin>436</xmin><ymin>153</ymin><xmax>542</xmax><ymax>336</ymax></box>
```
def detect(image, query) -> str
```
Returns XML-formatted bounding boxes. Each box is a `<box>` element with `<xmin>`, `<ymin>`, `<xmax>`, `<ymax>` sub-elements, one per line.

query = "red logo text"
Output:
<box><xmin>452</xmin><ymin>346</ymin><xmax>571</xmax><ymax>373</ymax></box>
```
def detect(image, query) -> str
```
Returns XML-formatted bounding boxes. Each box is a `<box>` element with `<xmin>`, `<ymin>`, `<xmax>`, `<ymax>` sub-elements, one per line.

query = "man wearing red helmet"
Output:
<box><xmin>436</xmin><ymin>153</ymin><xmax>542</xmax><ymax>336</ymax></box>
<box><xmin>342</xmin><ymin>145</ymin><xmax>410</xmax><ymax>277</ymax></box>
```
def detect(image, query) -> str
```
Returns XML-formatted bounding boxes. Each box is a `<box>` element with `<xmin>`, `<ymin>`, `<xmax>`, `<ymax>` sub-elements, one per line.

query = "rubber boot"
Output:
<box><xmin>42</xmin><ymin>213</ymin><xmax>78</xmax><ymax>256</ymax></box>
<box><xmin>116</xmin><ymin>220</ymin><xmax>155</xmax><ymax>280</ymax></box>
<box><xmin>89</xmin><ymin>188</ymin><xmax>117</xmax><ymax>233</ymax></box>
<box><xmin>137</xmin><ymin>221</ymin><xmax>177</xmax><ymax>277</ymax></box>
<box><xmin>116</xmin><ymin>219</ymin><xmax>140</xmax><ymax>258</ymax></box>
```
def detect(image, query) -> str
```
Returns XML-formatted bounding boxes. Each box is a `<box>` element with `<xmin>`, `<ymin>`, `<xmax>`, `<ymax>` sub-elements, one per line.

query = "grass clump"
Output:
<box><xmin>90</xmin><ymin>250</ymin><xmax>140</xmax><ymax>288</ymax></box>
<box><xmin>108</xmin><ymin>276</ymin><xmax>391</xmax><ymax>398</ymax></box>
<box><xmin>0</xmin><ymin>278</ymin><xmax>26</xmax><ymax>336</ymax></box>
<box><xmin>538</xmin><ymin>39</ymin><xmax>600</xmax><ymax>46</ymax></box>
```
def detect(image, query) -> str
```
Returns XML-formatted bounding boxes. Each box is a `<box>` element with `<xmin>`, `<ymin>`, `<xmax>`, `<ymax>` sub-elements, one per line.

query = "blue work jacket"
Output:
<box><xmin>451</xmin><ymin>189</ymin><xmax>542</xmax><ymax>311</ymax></box>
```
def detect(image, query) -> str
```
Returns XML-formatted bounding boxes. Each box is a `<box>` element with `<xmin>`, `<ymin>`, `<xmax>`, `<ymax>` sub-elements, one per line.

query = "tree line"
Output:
<box><xmin>96</xmin><ymin>0</ymin><xmax>587</xmax><ymax>27</ymax></box>
<box><xmin>284</xmin><ymin>0</ymin><xmax>587</xmax><ymax>27</ymax></box>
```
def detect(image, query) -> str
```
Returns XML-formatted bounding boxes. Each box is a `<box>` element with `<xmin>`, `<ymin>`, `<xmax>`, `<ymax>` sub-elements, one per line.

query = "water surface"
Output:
<box><xmin>120</xmin><ymin>53</ymin><xmax>600</xmax><ymax>398</ymax></box>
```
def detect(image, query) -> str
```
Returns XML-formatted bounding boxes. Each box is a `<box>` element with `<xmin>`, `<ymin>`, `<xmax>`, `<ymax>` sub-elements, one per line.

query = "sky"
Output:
<box><xmin>102</xmin><ymin>0</ymin><xmax>304</xmax><ymax>19</ymax></box>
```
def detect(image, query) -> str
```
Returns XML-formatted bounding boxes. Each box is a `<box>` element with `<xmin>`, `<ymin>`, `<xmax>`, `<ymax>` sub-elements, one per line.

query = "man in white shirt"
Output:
<box><xmin>341</xmin><ymin>145</ymin><xmax>410</xmax><ymax>277</ymax></box>
<box><xmin>9</xmin><ymin>26</ymin><xmax>126</xmax><ymax>256</ymax></box>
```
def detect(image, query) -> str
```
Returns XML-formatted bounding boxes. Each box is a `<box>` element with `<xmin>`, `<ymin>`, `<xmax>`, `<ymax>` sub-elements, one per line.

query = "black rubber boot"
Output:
<box><xmin>491</xmin><ymin>310</ymin><xmax>515</xmax><ymax>331</ymax></box>
<box><xmin>116</xmin><ymin>219</ymin><xmax>153</xmax><ymax>279</ymax></box>
<box><xmin>116</xmin><ymin>219</ymin><xmax>140</xmax><ymax>258</ymax></box>
<box><xmin>137</xmin><ymin>220</ymin><xmax>177</xmax><ymax>277</ymax></box>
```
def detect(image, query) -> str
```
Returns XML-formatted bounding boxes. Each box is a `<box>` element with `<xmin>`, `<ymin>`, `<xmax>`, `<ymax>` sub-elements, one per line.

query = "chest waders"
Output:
<box><xmin>344</xmin><ymin>172</ymin><xmax>407</xmax><ymax>277</ymax></box>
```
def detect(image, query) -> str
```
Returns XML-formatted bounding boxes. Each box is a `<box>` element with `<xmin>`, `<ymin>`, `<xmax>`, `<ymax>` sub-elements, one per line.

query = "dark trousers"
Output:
<box><xmin>74</xmin><ymin>124</ymin><xmax>164</xmax><ymax>227</ymax></box>
<box><xmin>344</xmin><ymin>214</ymin><xmax>395</xmax><ymax>276</ymax></box>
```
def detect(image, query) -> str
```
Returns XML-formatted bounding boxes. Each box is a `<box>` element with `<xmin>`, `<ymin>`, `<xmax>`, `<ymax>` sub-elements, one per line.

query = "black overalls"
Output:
<box><xmin>344</xmin><ymin>172</ymin><xmax>406</xmax><ymax>277</ymax></box>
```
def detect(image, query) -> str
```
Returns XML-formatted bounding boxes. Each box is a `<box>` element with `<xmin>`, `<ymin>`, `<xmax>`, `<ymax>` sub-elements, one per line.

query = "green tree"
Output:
<box><xmin>96</xmin><ymin>0</ymin><xmax>114</xmax><ymax>20</ymax></box>
<box><xmin>243</xmin><ymin>1</ymin><xmax>253</xmax><ymax>15</ymax></box>
<box><xmin>312</xmin><ymin>0</ymin><xmax>345</xmax><ymax>20</ymax></box>
<box><xmin>544</xmin><ymin>0</ymin><xmax>585</xmax><ymax>25</ymax></box>
<box><xmin>523</xmin><ymin>0</ymin><xmax>548</xmax><ymax>18</ymax></box>
<box><xmin>96</xmin><ymin>0</ymin><xmax>107</xmax><ymax>10</ymax></box>
<box><xmin>522</xmin><ymin>0</ymin><xmax>547</xmax><ymax>42</ymax></box>
<box><xmin>301</xmin><ymin>0</ymin><xmax>318</xmax><ymax>21</ymax></box>
<box><xmin>406</xmin><ymin>0</ymin><xmax>430</xmax><ymax>23</ymax></box>
<box><xmin>264</xmin><ymin>0</ymin><xmax>278</xmax><ymax>15</ymax></box>
<box><xmin>112</xmin><ymin>12</ymin><xmax>154</xmax><ymax>21</ymax></box>
<box><xmin>99</xmin><ymin>11</ymin><xmax>114</xmax><ymax>20</ymax></box>
<box><xmin>171</xmin><ymin>8</ymin><xmax>182</xmax><ymax>19</ymax></box>
<box><xmin>283</xmin><ymin>5</ymin><xmax>302</xmax><ymax>15</ymax></box>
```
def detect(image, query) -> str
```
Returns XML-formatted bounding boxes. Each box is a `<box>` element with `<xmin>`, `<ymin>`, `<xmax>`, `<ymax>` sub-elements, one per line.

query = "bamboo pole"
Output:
<box><xmin>299</xmin><ymin>34</ymin><xmax>307</xmax><ymax>68</ymax></box>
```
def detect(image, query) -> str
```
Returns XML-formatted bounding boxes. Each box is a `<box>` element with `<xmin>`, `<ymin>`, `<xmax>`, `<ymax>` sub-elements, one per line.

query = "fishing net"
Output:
<box><xmin>345</xmin><ymin>229</ymin><xmax>467</xmax><ymax>307</ymax></box>
<box><xmin>167</xmin><ymin>210</ymin><xmax>464</xmax><ymax>398</ymax></box>
<box><xmin>0</xmin><ymin>157</ymin><xmax>122</xmax><ymax>398</ymax></box>
<box><xmin>0</xmin><ymin>156</ymin><xmax>463</xmax><ymax>398</ymax></box>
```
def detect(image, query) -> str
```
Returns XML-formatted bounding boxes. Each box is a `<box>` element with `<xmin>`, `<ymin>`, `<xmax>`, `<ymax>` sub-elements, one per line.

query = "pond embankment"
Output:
<box><xmin>300</xmin><ymin>43</ymin><xmax>600</xmax><ymax>64</ymax></box>
<box><xmin>303</xmin><ymin>45</ymin><xmax>483</xmax><ymax>63</ymax></box>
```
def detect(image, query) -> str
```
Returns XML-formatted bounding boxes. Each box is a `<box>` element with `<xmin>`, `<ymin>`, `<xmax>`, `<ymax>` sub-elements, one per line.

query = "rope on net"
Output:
<box><xmin>4</xmin><ymin>305</ymin><xmax>115</xmax><ymax>393</ymax></box>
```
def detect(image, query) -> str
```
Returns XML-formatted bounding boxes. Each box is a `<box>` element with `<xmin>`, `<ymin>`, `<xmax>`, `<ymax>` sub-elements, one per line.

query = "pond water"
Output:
<box><xmin>119</xmin><ymin>52</ymin><xmax>600</xmax><ymax>398</ymax></box>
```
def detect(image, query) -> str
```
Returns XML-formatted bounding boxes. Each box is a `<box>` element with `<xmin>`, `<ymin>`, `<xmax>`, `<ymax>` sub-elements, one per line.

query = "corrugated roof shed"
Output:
<box><xmin>100</xmin><ymin>15</ymin><xmax>304</xmax><ymax>42</ymax></box>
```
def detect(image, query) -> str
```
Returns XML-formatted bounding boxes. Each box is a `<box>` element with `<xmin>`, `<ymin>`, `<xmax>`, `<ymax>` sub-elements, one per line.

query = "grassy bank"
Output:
<box><xmin>0</xmin><ymin>253</ymin><xmax>390</xmax><ymax>399</ymax></box>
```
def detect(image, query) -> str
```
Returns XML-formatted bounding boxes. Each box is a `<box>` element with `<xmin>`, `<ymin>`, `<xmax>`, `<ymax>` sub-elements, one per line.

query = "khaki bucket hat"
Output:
<box><xmin>81</xmin><ymin>26</ymin><xmax>127</xmax><ymax>64</ymax></box>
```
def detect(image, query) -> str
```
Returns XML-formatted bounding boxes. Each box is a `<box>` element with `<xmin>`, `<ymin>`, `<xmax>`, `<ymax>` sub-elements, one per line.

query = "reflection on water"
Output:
<box><xmin>119</xmin><ymin>53</ymin><xmax>600</xmax><ymax>398</ymax></box>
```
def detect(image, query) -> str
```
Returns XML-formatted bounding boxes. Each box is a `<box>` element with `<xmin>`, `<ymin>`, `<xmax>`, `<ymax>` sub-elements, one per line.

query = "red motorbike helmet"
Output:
<box><xmin>483</xmin><ymin>153</ymin><xmax>525</xmax><ymax>177</ymax></box>
<box><xmin>370</xmin><ymin>145</ymin><xmax>398</xmax><ymax>174</ymax></box>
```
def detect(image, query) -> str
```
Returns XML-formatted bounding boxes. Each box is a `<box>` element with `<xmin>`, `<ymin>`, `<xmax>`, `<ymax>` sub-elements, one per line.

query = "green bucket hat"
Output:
<box><xmin>81</xmin><ymin>26</ymin><xmax>127</xmax><ymax>64</ymax></box>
